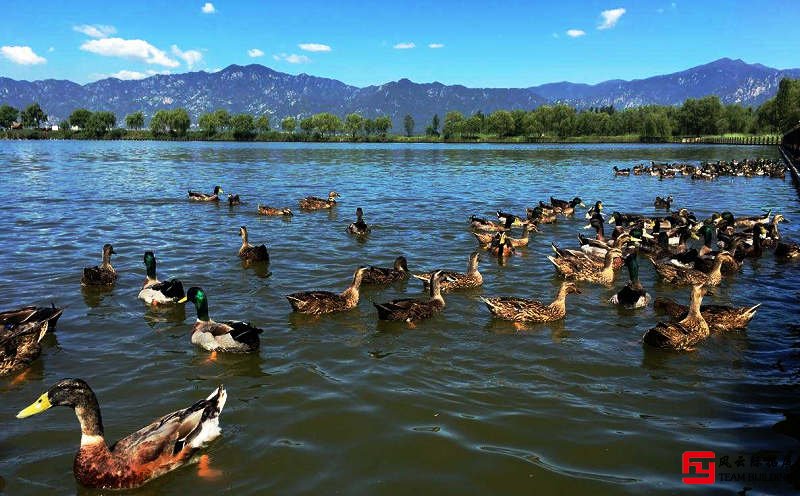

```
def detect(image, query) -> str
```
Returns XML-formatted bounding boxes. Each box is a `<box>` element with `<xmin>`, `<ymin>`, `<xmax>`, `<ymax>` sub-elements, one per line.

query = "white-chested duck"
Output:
<box><xmin>642</xmin><ymin>284</ymin><xmax>710</xmax><ymax>351</ymax></box>
<box><xmin>81</xmin><ymin>244</ymin><xmax>117</xmax><ymax>287</ymax></box>
<box><xmin>286</xmin><ymin>267</ymin><xmax>367</xmax><ymax>315</ymax></box>
<box><xmin>413</xmin><ymin>251</ymin><xmax>482</xmax><ymax>292</ymax></box>
<box><xmin>585</xmin><ymin>200</ymin><xmax>603</xmax><ymax>220</ymax></box>
<box><xmin>299</xmin><ymin>191</ymin><xmax>339</xmax><ymax>210</ymax></box>
<box><xmin>16</xmin><ymin>378</ymin><xmax>226</xmax><ymax>489</ymax></box>
<box><xmin>481</xmin><ymin>281</ymin><xmax>581</xmax><ymax>323</ymax></box>
<box><xmin>188</xmin><ymin>186</ymin><xmax>222</xmax><ymax>202</ymax></box>
<box><xmin>347</xmin><ymin>207</ymin><xmax>371</xmax><ymax>236</ymax></box>
<box><xmin>137</xmin><ymin>251</ymin><xmax>185</xmax><ymax>306</ymax></box>
<box><xmin>180</xmin><ymin>287</ymin><xmax>262</xmax><ymax>352</ymax></box>
<box><xmin>609</xmin><ymin>251</ymin><xmax>651</xmax><ymax>308</ymax></box>
<box><xmin>238</xmin><ymin>226</ymin><xmax>269</xmax><ymax>263</ymax></box>
<box><xmin>362</xmin><ymin>256</ymin><xmax>409</xmax><ymax>285</ymax></box>
<box><xmin>374</xmin><ymin>271</ymin><xmax>445</xmax><ymax>323</ymax></box>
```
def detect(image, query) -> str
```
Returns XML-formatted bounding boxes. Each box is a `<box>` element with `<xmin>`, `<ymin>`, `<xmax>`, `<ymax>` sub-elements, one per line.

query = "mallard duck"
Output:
<box><xmin>762</xmin><ymin>214</ymin><xmax>787</xmax><ymax>248</ymax></box>
<box><xmin>642</xmin><ymin>284</ymin><xmax>711</xmax><ymax>351</ymax></box>
<box><xmin>609</xmin><ymin>253</ymin><xmax>651</xmax><ymax>308</ymax></box>
<box><xmin>776</xmin><ymin>241</ymin><xmax>800</xmax><ymax>260</ymax></box>
<box><xmin>650</xmin><ymin>252</ymin><xmax>736</xmax><ymax>287</ymax></box>
<box><xmin>474</xmin><ymin>224</ymin><xmax>533</xmax><ymax>248</ymax></box>
<box><xmin>16</xmin><ymin>378</ymin><xmax>226</xmax><ymax>489</ymax></box>
<box><xmin>180</xmin><ymin>287</ymin><xmax>262</xmax><ymax>352</ymax></box>
<box><xmin>347</xmin><ymin>207</ymin><xmax>371</xmax><ymax>236</ymax></box>
<box><xmin>734</xmin><ymin>209</ymin><xmax>771</xmax><ymax>229</ymax></box>
<box><xmin>0</xmin><ymin>305</ymin><xmax>63</xmax><ymax>376</ymax></box>
<box><xmin>374</xmin><ymin>271</ymin><xmax>445</xmax><ymax>323</ymax></box>
<box><xmin>613</xmin><ymin>166</ymin><xmax>631</xmax><ymax>176</ymax></box>
<box><xmin>654</xmin><ymin>297</ymin><xmax>759</xmax><ymax>332</ymax></box>
<box><xmin>527</xmin><ymin>206</ymin><xmax>557</xmax><ymax>224</ymax></box>
<box><xmin>496</xmin><ymin>210</ymin><xmax>527</xmax><ymax>227</ymax></box>
<box><xmin>138</xmin><ymin>252</ymin><xmax>185</xmax><ymax>306</ymax></box>
<box><xmin>362</xmin><ymin>256</ymin><xmax>409</xmax><ymax>285</ymax></box>
<box><xmin>470</xmin><ymin>215</ymin><xmax>512</xmax><ymax>232</ymax></box>
<box><xmin>490</xmin><ymin>232</ymin><xmax>515</xmax><ymax>258</ymax></box>
<box><xmin>413</xmin><ymin>251</ymin><xmax>482</xmax><ymax>292</ymax></box>
<box><xmin>227</xmin><ymin>194</ymin><xmax>241</xmax><ymax>206</ymax></box>
<box><xmin>238</xmin><ymin>226</ymin><xmax>269</xmax><ymax>263</ymax></box>
<box><xmin>481</xmin><ymin>281</ymin><xmax>581</xmax><ymax>323</ymax></box>
<box><xmin>286</xmin><ymin>267</ymin><xmax>367</xmax><ymax>315</ymax></box>
<box><xmin>81</xmin><ymin>244</ymin><xmax>117</xmax><ymax>287</ymax></box>
<box><xmin>299</xmin><ymin>191</ymin><xmax>339</xmax><ymax>210</ymax></box>
<box><xmin>548</xmin><ymin>246</ymin><xmax>622</xmax><ymax>286</ymax></box>
<box><xmin>550</xmin><ymin>196</ymin><xmax>585</xmax><ymax>216</ymax></box>
<box><xmin>585</xmin><ymin>200</ymin><xmax>603</xmax><ymax>220</ymax></box>
<box><xmin>257</xmin><ymin>205</ymin><xmax>293</xmax><ymax>217</ymax></box>
<box><xmin>734</xmin><ymin>225</ymin><xmax>767</xmax><ymax>260</ymax></box>
<box><xmin>188</xmin><ymin>186</ymin><xmax>222</xmax><ymax>202</ymax></box>
<box><xmin>654</xmin><ymin>195</ymin><xmax>673</xmax><ymax>209</ymax></box>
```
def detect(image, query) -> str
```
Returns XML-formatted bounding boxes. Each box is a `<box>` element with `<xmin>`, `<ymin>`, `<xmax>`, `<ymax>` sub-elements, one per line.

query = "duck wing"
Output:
<box><xmin>82</xmin><ymin>266</ymin><xmax>116</xmax><ymax>286</ymax></box>
<box><xmin>219</xmin><ymin>320</ymin><xmax>263</xmax><ymax>349</ymax></box>
<box><xmin>286</xmin><ymin>291</ymin><xmax>344</xmax><ymax>314</ymax></box>
<box><xmin>149</xmin><ymin>279</ymin><xmax>185</xmax><ymax>300</ymax></box>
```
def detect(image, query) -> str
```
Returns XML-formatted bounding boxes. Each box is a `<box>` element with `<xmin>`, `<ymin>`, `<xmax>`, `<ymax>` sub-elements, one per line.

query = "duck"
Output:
<box><xmin>548</xmin><ymin>246</ymin><xmax>623</xmax><ymax>286</ymax></box>
<box><xmin>734</xmin><ymin>225</ymin><xmax>767</xmax><ymax>260</ymax></box>
<box><xmin>374</xmin><ymin>271</ymin><xmax>445</xmax><ymax>323</ymax></box>
<box><xmin>137</xmin><ymin>251</ymin><xmax>185</xmax><ymax>306</ymax></box>
<box><xmin>16</xmin><ymin>378</ymin><xmax>226</xmax><ymax>489</ymax></box>
<box><xmin>481</xmin><ymin>281</ymin><xmax>581</xmax><ymax>323</ymax></box>
<box><xmin>613</xmin><ymin>166</ymin><xmax>631</xmax><ymax>176</ymax></box>
<box><xmin>362</xmin><ymin>256</ymin><xmax>410</xmax><ymax>285</ymax></box>
<box><xmin>347</xmin><ymin>207</ymin><xmax>371</xmax><ymax>236</ymax></box>
<box><xmin>776</xmin><ymin>241</ymin><xmax>800</xmax><ymax>260</ymax></box>
<box><xmin>654</xmin><ymin>297</ymin><xmax>759</xmax><ymax>332</ymax></box>
<box><xmin>413</xmin><ymin>251</ymin><xmax>482</xmax><ymax>292</ymax></box>
<box><xmin>527</xmin><ymin>206</ymin><xmax>557</xmax><ymax>224</ymax></box>
<box><xmin>585</xmin><ymin>200</ymin><xmax>603</xmax><ymax>220</ymax></box>
<box><xmin>496</xmin><ymin>210</ymin><xmax>527</xmax><ymax>227</ymax></box>
<box><xmin>550</xmin><ymin>196</ymin><xmax>585</xmax><ymax>216</ymax></box>
<box><xmin>238</xmin><ymin>226</ymin><xmax>269</xmax><ymax>263</ymax></box>
<box><xmin>188</xmin><ymin>186</ymin><xmax>222</xmax><ymax>202</ymax></box>
<box><xmin>654</xmin><ymin>195</ymin><xmax>673</xmax><ymax>209</ymax></box>
<box><xmin>474</xmin><ymin>224</ymin><xmax>533</xmax><ymax>248</ymax></box>
<box><xmin>761</xmin><ymin>214</ymin><xmax>787</xmax><ymax>248</ymax></box>
<box><xmin>490</xmin><ymin>232</ymin><xmax>515</xmax><ymax>258</ymax></box>
<box><xmin>734</xmin><ymin>209</ymin><xmax>771</xmax><ymax>229</ymax></box>
<box><xmin>642</xmin><ymin>284</ymin><xmax>711</xmax><ymax>351</ymax></box>
<box><xmin>609</xmin><ymin>252</ymin><xmax>651</xmax><ymax>308</ymax></box>
<box><xmin>286</xmin><ymin>267</ymin><xmax>367</xmax><ymax>315</ymax></box>
<box><xmin>470</xmin><ymin>215</ymin><xmax>512</xmax><ymax>232</ymax></box>
<box><xmin>257</xmin><ymin>205</ymin><xmax>293</xmax><ymax>217</ymax></box>
<box><xmin>649</xmin><ymin>252</ymin><xmax>736</xmax><ymax>287</ymax></box>
<box><xmin>180</xmin><ymin>287</ymin><xmax>262</xmax><ymax>352</ymax></box>
<box><xmin>299</xmin><ymin>191</ymin><xmax>339</xmax><ymax>210</ymax></box>
<box><xmin>227</xmin><ymin>194</ymin><xmax>241</xmax><ymax>207</ymax></box>
<box><xmin>81</xmin><ymin>244</ymin><xmax>117</xmax><ymax>287</ymax></box>
<box><xmin>0</xmin><ymin>305</ymin><xmax>63</xmax><ymax>376</ymax></box>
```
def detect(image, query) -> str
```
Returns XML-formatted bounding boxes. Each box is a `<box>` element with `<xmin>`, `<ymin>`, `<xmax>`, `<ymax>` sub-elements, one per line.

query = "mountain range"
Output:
<box><xmin>0</xmin><ymin>58</ymin><xmax>797</xmax><ymax>130</ymax></box>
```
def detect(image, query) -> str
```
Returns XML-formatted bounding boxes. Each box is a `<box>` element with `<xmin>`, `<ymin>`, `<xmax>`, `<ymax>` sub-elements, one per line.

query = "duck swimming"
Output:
<box><xmin>180</xmin><ymin>287</ymin><xmax>262</xmax><ymax>352</ymax></box>
<box><xmin>299</xmin><ymin>191</ymin><xmax>339</xmax><ymax>210</ymax></box>
<box><xmin>374</xmin><ymin>271</ymin><xmax>445</xmax><ymax>323</ymax></box>
<box><xmin>609</xmin><ymin>252</ymin><xmax>651</xmax><ymax>308</ymax></box>
<box><xmin>137</xmin><ymin>251</ymin><xmax>185</xmax><ymax>306</ymax></box>
<box><xmin>227</xmin><ymin>194</ymin><xmax>241</xmax><ymax>207</ymax></box>
<box><xmin>362</xmin><ymin>256</ymin><xmax>409</xmax><ymax>285</ymax></box>
<box><xmin>481</xmin><ymin>281</ymin><xmax>581</xmax><ymax>323</ymax></box>
<box><xmin>650</xmin><ymin>251</ymin><xmax>736</xmax><ymax>287</ymax></box>
<box><xmin>642</xmin><ymin>284</ymin><xmax>710</xmax><ymax>351</ymax></box>
<box><xmin>81</xmin><ymin>244</ymin><xmax>117</xmax><ymax>287</ymax></box>
<box><xmin>188</xmin><ymin>186</ymin><xmax>222</xmax><ymax>202</ymax></box>
<box><xmin>548</xmin><ymin>246</ymin><xmax>623</xmax><ymax>286</ymax></box>
<box><xmin>238</xmin><ymin>226</ymin><xmax>269</xmax><ymax>263</ymax></box>
<box><xmin>550</xmin><ymin>196</ymin><xmax>585</xmax><ymax>216</ymax></box>
<box><xmin>286</xmin><ymin>267</ymin><xmax>367</xmax><ymax>315</ymax></box>
<box><xmin>257</xmin><ymin>205</ymin><xmax>293</xmax><ymax>217</ymax></box>
<box><xmin>0</xmin><ymin>305</ymin><xmax>63</xmax><ymax>376</ymax></box>
<box><xmin>653</xmin><ymin>195</ymin><xmax>673</xmax><ymax>209</ymax></box>
<box><xmin>413</xmin><ymin>251</ymin><xmax>482</xmax><ymax>292</ymax></box>
<box><xmin>347</xmin><ymin>207</ymin><xmax>371</xmax><ymax>236</ymax></box>
<box><xmin>16</xmin><ymin>378</ymin><xmax>226</xmax><ymax>489</ymax></box>
<box><xmin>654</xmin><ymin>296</ymin><xmax>759</xmax><ymax>332</ymax></box>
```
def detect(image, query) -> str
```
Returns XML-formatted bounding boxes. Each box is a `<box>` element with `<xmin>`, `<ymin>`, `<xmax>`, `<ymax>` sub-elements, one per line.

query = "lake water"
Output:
<box><xmin>0</xmin><ymin>141</ymin><xmax>798</xmax><ymax>495</ymax></box>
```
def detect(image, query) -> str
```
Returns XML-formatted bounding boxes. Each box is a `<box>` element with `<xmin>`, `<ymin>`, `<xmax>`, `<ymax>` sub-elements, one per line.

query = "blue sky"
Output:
<box><xmin>1</xmin><ymin>0</ymin><xmax>798</xmax><ymax>87</ymax></box>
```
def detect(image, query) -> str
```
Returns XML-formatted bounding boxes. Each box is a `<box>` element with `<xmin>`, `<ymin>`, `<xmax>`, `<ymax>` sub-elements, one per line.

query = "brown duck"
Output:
<box><xmin>257</xmin><ymin>205</ymin><xmax>293</xmax><ymax>216</ymax></box>
<box><xmin>362</xmin><ymin>256</ymin><xmax>409</xmax><ymax>285</ymax></box>
<box><xmin>286</xmin><ymin>267</ymin><xmax>367</xmax><ymax>315</ymax></box>
<box><xmin>374</xmin><ymin>271</ymin><xmax>445</xmax><ymax>323</ymax></box>
<box><xmin>642</xmin><ymin>284</ymin><xmax>710</xmax><ymax>351</ymax></box>
<box><xmin>481</xmin><ymin>281</ymin><xmax>581</xmax><ymax>323</ymax></box>
<box><xmin>238</xmin><ymin>226</ymin><xmax>269</xmax><ymax>263</ymax></box>
<box><xmin>413</xmin><ymin>251</ymin><xmax>482</xmax><ymax>292</ymax></box>
<box><xmin>299</xmin><ymin>191</ymin><xmax>339</xmax><ymax>210</ymax></box>
<box><xmin>81</xmin><ymin>244</ymin><xmax>117</xmax><ymax>287</ymax></box>
<box><xmin>654</xmin><ymin>296</ymin><xmax>759</xmax><ymax>332</ymax></box>
<box><xmin>548</xmin><ymin>246</ymin><xmax>623</xmax><ymax>286</ymax></box>
<box><xmin>650</xmin><ymin>252</ymin><xmax>736</xmax><ymax>286</ymax></box>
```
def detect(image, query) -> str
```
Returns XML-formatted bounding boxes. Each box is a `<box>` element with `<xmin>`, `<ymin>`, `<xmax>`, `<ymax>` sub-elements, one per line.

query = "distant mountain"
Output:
<box><xmin>0</xmin><ymin>58</ymin><xmax>797</xmax><ymax>130</ymax></box>
<box><xmin>530</xmin><ymin>58</ymin><xmax>800</xmax><ymax>109</ymax></box>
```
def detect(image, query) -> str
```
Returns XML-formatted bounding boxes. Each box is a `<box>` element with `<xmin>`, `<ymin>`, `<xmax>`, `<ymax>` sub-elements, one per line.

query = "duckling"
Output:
<box><xmin>0</xmin><ymin>306</ymin><xmax>63</xmax><ymax>376</ymax></box>
<box><xmin>609</xmin><ymin>252</ymin><xmax>651</xmax><ymax>308</ymax></box>
<box><xmin>227</xmin><ymin>194</ymin><xmax>241</xmax><ymax>207</ymax></box>
<box><xmin>413</xmin><ymin>251</ymin><xmax>482</xmax><ymax>292</ymax></box>
<box><xmin>188</xmin><ymin>185</ymin><xmax>222</xmax><ymax>202</ymax></box>
<box><xmin>286</xmin><ymin>267</ymin><xmax>367</xmax><ymax>315</ymax></box>
<box><xmin>362</xmin><ymin>256</ymin><xmax>409</xmax><ymax>285</ymax></box>
<box><xmin>776</xmin><ymin>241</ymin><xmax>800</xmax><ymax>260</ymax></box>
<box><xmin>299</xmin><ymin>191</ymin><xmax>339</xmax><ymax>210</ymax></box>
<box><xmin>16</xmin><ymin>378</ymin><xmax>226</xmax><ymax>489</ymax></box>
<box><xmin>257</xmin><ymin>205</ymin><xmax>293</xmax><ymax>217</ymax></box>
<box><xmin>548</xmin><ymin>246</ymin><xmax>623</xmax><ymax>286</ymax></box>
<box><xmin>238</xmin><ymin>226</ymin><xmax>269</xmax><ymax>263</ymax></box>
<box><xmin>654</xmin><ymin>297</ymin><xmax>759</xmax><ymax>332</ymax></box>
<box><xmin>654</xmin><ymin>195</ymin><xmax>673</xmax><ymax>209</ymax></box>
<box><xmin>374</xmin><ymin>271</ymin><xmax>445</xmax><ymax>323</ymax></box>
<box><xmin>81</xmin><ymin>244</ymin><xmax>117</xmax><ymax>287</ymax></box>
<box><xmin>137</xmin><ymin>251</ymin><xmax>185</xmax><ymax>306</ymax></box>
<box><xmin>180</xmin><ymin>287</ymin><xmax>262</xmax><ymax>352</ymax></box>
<box><xmin>551</xmin><ymin>196</ymin><xmax>585</xmax><ymax>216</ymax></box>
<box><xmin>481</xmin><ymin>281</ymin><xmax>581</xmax><ymax>323</ymax></box>
<box><xmin>650</xmin><ymin>252</ymin><xmax>736</xmax><ymax>286</ymax></box>
<box><xmin>490</xmin><ymin>232</ymin><xmax>515</xmax><ymax>258</ymax></box>
<box><xmin>347</xmin><ymin>207</ymin><xmax>370</xmax><ymax>236</ymax></box>
<box><xmin>613</xmin><ymin>166</ymin><xmax>631</xmax><ymax>176</ymax></box>
<box><xmin>642</xmin><ymin>284</ymin><xmax>710</xmax><ymax>351</ymax></box>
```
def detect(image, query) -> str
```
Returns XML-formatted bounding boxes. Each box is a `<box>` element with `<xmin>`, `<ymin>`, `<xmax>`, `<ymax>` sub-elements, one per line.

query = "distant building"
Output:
<box><xmin>51</xmin><ymin>125</ymin><xmax>59</xmax><ymax>131</ymax></box>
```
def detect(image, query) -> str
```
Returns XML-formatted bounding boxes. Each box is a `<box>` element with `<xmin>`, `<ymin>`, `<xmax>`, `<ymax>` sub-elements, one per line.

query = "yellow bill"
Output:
<box><xmin>177</xmin><ymin>296</ymin><xmax>188</xmax><ymax>303</ymax></box>
<box><xmin>17</xmin><ymin>393</ymin><xmax>52</xmax><ymax>419</ymax></box>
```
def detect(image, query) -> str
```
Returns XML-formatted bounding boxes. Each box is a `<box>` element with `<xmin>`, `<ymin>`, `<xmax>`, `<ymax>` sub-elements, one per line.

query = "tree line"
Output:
<box><xmin>2</xmin><ymin>77</ymin><xmax>798</xmax><ymax>141</ymax></box>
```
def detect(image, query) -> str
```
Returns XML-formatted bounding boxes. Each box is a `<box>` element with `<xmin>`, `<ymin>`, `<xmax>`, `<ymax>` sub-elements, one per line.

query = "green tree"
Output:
<box><xmin>299</xmin><ymin>116</ymin><xmax>315</xmax><ymax>136</ymax></box>
<box><xmin>69</xmin><ymin>108</ymin><xmax>92</xmax><ymax>129</ymax></box>
<box><xmin>425</xmin><ymin>114</ymin><xmax>440</xmax><ymax>136</ymax></box>
<box><xmin>213</xmin><ymin>109</ymin><xmax>231</xmax><ymax>131</ymax></box>
<box><xmin>125</xmin><ymin>111</ymin><xmax>144</xmax><ymax>130</ymax></box>
<box><xmin>255</xmin><ymin>115</ymin><xmax>270</xmax><ymax>134</ymax></box>
<box><xmin>168</xmin><ymin>108</ymin><xmax>191</xmax><ymax>137</ymax></box>
<box><xmin>364</xmin><ymin>118</ymin><xmax>376</xmax><ymax>136</ymax></box>
<box><xmin>521</xmin><ymin>112</ymin><xmax>543</xmax><ymax>139</ymax></box>
<box><xmin>312</xmin><ymin>112</ymin><xmax>341</xmax><ymax>138</ymax></box>
<box><xmin>774</xmin><ymin>78</ymin><xmax>800</xmax><ymax>131</ymax></box>
<box><xmin>487</xmin><ymin>110</ymin><xmax>515</xmax><ymax>138</ymax></box>
<box><xmin>0</xmin><ymin>104</ymin><xmax>18</xmax><ymax>129</ymax></box>
<box><xmin>678</xmin><ymin>96</ymin><xmax>723</xmax><ymax>136</ymax></box>
<box><xmin>231</xmin><ymin>113</ymin><xmax>255</xmax><ymax>140</ymax></box>
<box><xmin>150</xmin><ymin>110</ymin><xmax>170</xmax><ymax>136</ymax></box>
<box><xmin>403</xmin><ymin>114</ymin><xmax>415</xmax><ymax>137</ymax></box>
<box><xmin>374</xmin><ymin>116</ymin><xmax>392</xmax><ymax>136</ymax></box>
<box><xmin>344</xmin><ymin>113</ymin><xmax>364</xmax><ymax>139</ymax></box>
<box><xmin>198</xmin><ymin>112</ymin><xmax>219</xmax><ymax>135</ymax></box>
<box><xmin>442</xmin><ymin>111</ymin><xmax>464</xmax><ymax>140</ymax></box>
<box><xmin>281</xmin><ymin>116</ymin><xmax>297</xmax><ymax>133</ymax></box>
<box><xmin>21</xmin><ymin>103</ymin><xmax>47</xmax><ymax>128</ymax></box>
<box><xmin>85</xmin><ymin>111</ymin><xmax>116</xmax><ymax>137</ymax></box>
<box><xmin>462</xmin><ymin>114</ymin><xmax>483</xmax><ymax>138</ymax></box>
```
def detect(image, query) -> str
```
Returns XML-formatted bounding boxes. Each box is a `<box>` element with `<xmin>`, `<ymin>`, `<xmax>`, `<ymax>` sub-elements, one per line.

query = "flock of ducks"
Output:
<box><xmin>3</xmin><ymin>166</ymin><xmax>798</xmax><ymax>489</ymax></box>
<box><xmin>613</xmin><ymin>158</ymin><xmax>787</xmax><ymax>179</ymax></box>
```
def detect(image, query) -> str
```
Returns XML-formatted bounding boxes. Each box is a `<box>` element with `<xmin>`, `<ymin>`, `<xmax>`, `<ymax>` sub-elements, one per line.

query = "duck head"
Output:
<box><xmin>179</xmin><ymin>287</ymin><xmax>209</xmax><ymax>321</ymax></box>
<box><xmin>17</xmin><ymin>378</ymin><xmax>104</xmax><ymax>436</ymax></box>
<box><xmin>143</xmin><ymin>251</ymin><xmax>157</xmax><ymax>279</ymax></box>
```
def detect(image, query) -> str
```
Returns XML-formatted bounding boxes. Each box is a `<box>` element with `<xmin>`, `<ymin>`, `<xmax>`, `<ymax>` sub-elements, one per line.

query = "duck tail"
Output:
<box><xmin>744</xmin><ymin>303</ymin><xmax>761</xmax><ymax>318</ymax></box>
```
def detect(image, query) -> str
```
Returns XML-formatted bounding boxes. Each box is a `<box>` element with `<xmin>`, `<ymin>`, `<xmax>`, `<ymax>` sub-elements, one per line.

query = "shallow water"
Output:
<box><xmin>0</xmin><ymin>141</ymin><xmax>798</xmax><ymax>495</ymax></box>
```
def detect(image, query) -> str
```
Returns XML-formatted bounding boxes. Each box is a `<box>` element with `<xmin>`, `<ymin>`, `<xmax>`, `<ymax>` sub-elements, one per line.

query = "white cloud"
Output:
<box><xmin>73</xmin><ymin>24</ymin><xmax>117</xmax><ymax>38</ymax></box>
<box><xmin>171</xmin><ymin>45</ymin><xmax>203</xmax><ymax>68</ymax></box>
<box><xmin>298</xmin><ymin>43</ymin><xmax>331</xmax><ymax>52</ymax></box>
<box><xmin>566</xmin><ymin>29</ymin><xmax>586</xmax><ymax>38</ymax></box>
<box><xmin>92</xmin><ymin>69</ymin><xmax>171</xmax><ymax>80</ymax></box>
<box><xmin>598</xmin><ymin>8</ymin><xmax>626</xmax><ymax>29</ymax></box>
<box><xmin>201</xmin><ymin>2</ymin><xmax>215</xmax><ymax>13</ymax></box>
<box><xmin>428</xmin><ymin>43</ymin><xmax>444</xmax><ymax>49</ymax></box>
<box><xmin>247</xmin><ymin>48</ymin><xmax>264</xmax><ymax>57</ymax></box>
<box><xmin>272</xmin><ymin>53</ymin><xmax>310</xmax><ymax>64</ymax></box>
<box><xmin>393</xmin><ymin>42</ymin><xmax>416</xmax><ymax>49</ymax></box>
<box><xmin>0</xmin><ymin>45</ymin><xmax>46</xmax><ymax>65</ymax></box>
<box><xmin>80</xmin><ymin>37</ymin><xmax>180</xmax><ymax>67</ymax></box>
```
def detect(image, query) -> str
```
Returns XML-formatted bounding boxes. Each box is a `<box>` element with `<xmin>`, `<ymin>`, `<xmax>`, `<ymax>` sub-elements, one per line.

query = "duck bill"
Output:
<box><xmin>177</xmin><ymin>296</ymin><xmax>188</xmax><ymax>303</ymax></box>
<box><xmin>608</xmin><ymin>217</ymin><xmax>616</xmax><ymax>224</ymax></box>
<box><xmin>17</xmin><ymin>393</ymin><xmax>51</xmax><ymax>419</ymax></box>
